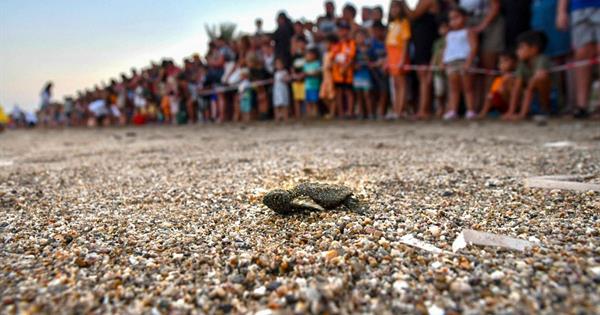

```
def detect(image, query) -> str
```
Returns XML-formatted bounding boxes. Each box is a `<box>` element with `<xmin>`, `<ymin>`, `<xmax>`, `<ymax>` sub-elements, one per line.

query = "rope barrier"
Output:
<box><xmin>194</xmin><ymin>57</ymin><xmax>599</xmax><ymax>97</ymax></box>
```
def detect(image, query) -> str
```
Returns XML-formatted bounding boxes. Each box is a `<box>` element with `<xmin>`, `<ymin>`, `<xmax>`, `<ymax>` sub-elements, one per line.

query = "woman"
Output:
<box><xmin>406</xmin><ymin>0</ymin><xmax>439</xmax><ymax>119</ymax></box>
<box><xmin>386</xmin><ymin>0</ymin><xmax>411</xmax><ymax>119</ymax></box>
<box><xmin>40</xmin><ymin>82</ymin><xmax>53</xmax><ymax>127</ymax></box>
<box><xmin>458</xmin><ymin>0</ymin><xmax>504</xmax><ymax>109</ymax></box>
<box><xmin>272</xmin><ymin>12</ymin><xmax>294</xmax><ymax>68</ymax></box>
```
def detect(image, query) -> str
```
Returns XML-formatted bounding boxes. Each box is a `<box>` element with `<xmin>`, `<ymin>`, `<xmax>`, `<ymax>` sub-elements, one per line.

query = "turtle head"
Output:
<box><xmin>263</xmin><ymin>189</ymin><xmax>294</xmax><ymax>214</ymax></box>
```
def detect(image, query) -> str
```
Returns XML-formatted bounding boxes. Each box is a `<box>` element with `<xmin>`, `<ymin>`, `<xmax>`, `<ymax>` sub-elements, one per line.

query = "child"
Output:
<box><xmin>430</xmin><ymin>20</ymin><xmax>448</xmax><ymax>118</ymax></box>
<box><xmin>273</xmin><ymin>58</ymin><xmax>291</xmax><ymax>122</ymax></box>
<box><xmin>386</xmin><ymin>0</ymin><xmax>411</xmax><ymax>119</ymax></box>
<box><xmin>503</xmin><ymin>31</ymin><xmax>551</xmax><ymax>120</ymax></box>
<box><xmin>369</xmin><ymin>21</ymin><xmax>388</xmax><ymax>119</ymax></box>
<box><xmin>291</xmin><ymin>35</ymin><xmax>307</xmax><ymax>119</ymax></box>
<box><xmin>303</xmin><ymin>48</ymin><xmax>322</xmax><ymax>118</ymax></box>
<box><xmin>478</xmin><ymin>51</ymin><xmax>517</xmax><ymax>118</ymax></box>
<box><xmin>442</xmin><ymin>7</ymin><xmax>478</xmax><ymax>120</ymax></box>
<box><xmin>168</xmin><ymin>90</ymin><xmax>179</xmax><ymax>124</ymax></box>
<box><xmin>354</xmin><ymin>28</ymin><xmax>374</xmax><ymax>119</ymax></box>
<box><xmin>320</xmin><ymin>34</ymin><xmax>338</xmax><ymax>119</ymax></box>
<box><xmin>238</xmin><ymin>69</ymin><xmax>253</xmax><ymax>122</ymax></box>
<box><xmin>331</xmin><ymin>21</ymin><xmax>356</xmax><ymax>118</ymax></box>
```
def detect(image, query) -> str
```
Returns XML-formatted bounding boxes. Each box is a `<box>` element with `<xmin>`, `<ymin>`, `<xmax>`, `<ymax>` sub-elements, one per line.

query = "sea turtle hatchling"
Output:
<box><xmin>263</xmin><ymin>182</ymin><xmax>363</xmax><ymax>214</ymax></box>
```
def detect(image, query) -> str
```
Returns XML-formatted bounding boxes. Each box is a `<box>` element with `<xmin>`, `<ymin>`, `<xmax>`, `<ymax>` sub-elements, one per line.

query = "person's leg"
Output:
<box><xmin>394</xmin><ymin>74</ymin><xmax>407</xmax><ymax>117</ymax></box>
<box><xmin>416</xmin><ymin>70</ymin><xmax>432</xmax><ymax>119</ymax></box>
<box><xmin>446</xmin><ymin>72</ymin><xmax>461</xmax><ymax>117</ymax></box>
<box><xmin>364</xmin><ymin>90</ymin><xmax>374</xmax><ymax>118</ymax></box>
<box><xmin>377</xmin><ymin>88</ymin><xmax>388</xmax><ymax>118</ymax></box>
<box><xmin>335</xmin><ymin>87</ymin><xmax>344</xmax><ymax>118</ymax></box>
<box><xmin>461</xmin><ymin>72</ymin><xmax>476</xmax><ymax>118</ymax></box>
<box><xmin>574</xmin><ymin>43</ymin><xmax>596</xmax><ymax>111</ymax></box>
<box><xmin>283</xmin><ymin>106</ymin><xmax>289</xmax><ymax>121</ymax></box>
<box><xmin>345</xmin><ymin>88</ymin><xmax>355</xmax><ymax>117</ymax></box>
<box><xmin>517</xmin><ymin>72</ymin><xmax>552</xmax><ymax>119</ymax></box>
<box><xmin>355</xmin><ymin>91</ymin><xmax>364</xmax><ymax>118</ymax></box>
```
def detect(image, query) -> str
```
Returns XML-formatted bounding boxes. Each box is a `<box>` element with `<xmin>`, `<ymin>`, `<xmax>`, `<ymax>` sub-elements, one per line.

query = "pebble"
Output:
<box><xmin>490</xmin><ymin>271</ymin><xmax>505</xmax><ymax>281</ymax></box>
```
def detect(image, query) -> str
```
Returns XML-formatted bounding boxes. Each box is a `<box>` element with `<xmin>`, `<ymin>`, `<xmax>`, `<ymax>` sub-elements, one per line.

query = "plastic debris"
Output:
<box><xmin>525</xmin><ymin>175</ymin><xmax>600</xmax><ymax>192</ymax></box>
<box><xmin>452</xmin><ymin>229</ymin><xmax>535</xmax><ymax>253</ymax></box>
<box><xmin>399</xmin><ymin>234</ymin><xmax>451</xmax><ymax>255</ymax></box>
<box><xmin>543</xmin><ymin>141</ymin><xmax>575</xmax><ymax>148</ymax></box>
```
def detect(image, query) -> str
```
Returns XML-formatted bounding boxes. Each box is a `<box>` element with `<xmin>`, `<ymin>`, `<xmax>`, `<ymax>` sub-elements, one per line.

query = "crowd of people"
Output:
<box><xmin>4</xmin><ymin>0</ymin><xmax>600</xmax><ymax>130</ymax></box>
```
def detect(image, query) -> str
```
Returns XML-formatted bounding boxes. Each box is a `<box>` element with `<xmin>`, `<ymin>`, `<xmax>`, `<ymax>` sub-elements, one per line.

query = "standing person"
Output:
<box><xmin>320</xmin><ymin>34</ymin><xmax>338</xmax><ymax>118</ymax></box>
<box><xmin>501</xmin><ymin>0</ymin><xmax>532</xmax><ymax>50</ymax></box>
<box><xmin>406</xmin><ymin>0</ymin><xmax>439</xmax><ymax>119</ymax></box>
<box><xmin>362</xmin><ymin>7</ymin><xmax>374</xmax><ymax>29</ymax></box>
<box><xmin>354</xmin><ymin>29</ymin><xmax>374</xmax><ymax>119</ymax></box>
<box><xmin>273</xmin><ymin>58</ymin><xmax>291</xmax><ymax>122</ymax></box>
<box><xmin>40</xmin><ymin>82</ymin><xmax>53</xmax><ymax>127</ymax></box>
<box><xmin>317</xmin><ymin>1</ymin><xmax>338</xmax><ymax>35</ymax></box>
<box><xmin>273</xmin><ymin>12</ymin><xmax>294</xmax><ymax>68</ymax></box>
<box><xmin>531</xmin><ymin>0</ymin><xmax>571</xmax><ymax>111</ymax></box>
<box><xmin>372</xmin><ymin>6</ymin><xmax>385</xmax><ymax>25</ymax></box>
<box><xmin>431</xmin><ymin>20</ymin><xmax>449</xmax><ymax>117</ymax></box>
<box><xmin>291</xmin><ymin>35</ymin><xmax>308</xmax><ymax>119</ymax></box>
<box><xmin>41</xmin><ymin>82</ymin><xmax>53</xmax><ymax>110</ymax></box>
<box><xmin>342</xmin><ymin>3</ymin><xmax>360</xmax><ymax>34</ymax></box>
<box><xmin>442</xmin><ymin>7</ymin><xmax>479</xmax><ymax>120</ymax></box>
<box><xmin>557</xmin><ymin>0</ymin><xmax>600</xmax><ymax>118</ymax></box>
<box><xmin>303</xmin><ymin>48</ymin><xmax>322</xmax><ymax>118</ymax></box>
<box><xmin>369</xmin><ymin>21</ymin><xmax>388</xmax><ymax>119</ymax></box>
<box><xmin>332</xmin><ymin>21</ymin><xmax>357</xmax><ymax>118</ymax></box>
<box><xmin>459</xmin><ymin>0</ymin><xmax>504</xmax><ymax>110</ymax></box>
<box><xmin>386</xmin><ymin>0</ymin><xmax>411</xmax><ymax>119</ymax></box>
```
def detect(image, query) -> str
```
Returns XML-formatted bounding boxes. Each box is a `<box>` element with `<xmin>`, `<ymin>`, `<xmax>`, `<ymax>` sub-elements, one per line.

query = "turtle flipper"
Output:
<box><xmin>343</xmin><ymin>196</ymin><xmax>367</xmax><ymax>214</ymax></box>
<box><xmin>290</xmin><ymin>196</ymin><xmax>325</xmax><ymax>211</ymax></box>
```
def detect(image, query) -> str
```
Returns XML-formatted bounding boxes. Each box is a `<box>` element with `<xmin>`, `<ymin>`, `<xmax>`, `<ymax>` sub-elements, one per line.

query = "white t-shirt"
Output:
<box><xmin>89</xmin><ymin>99</ymin><xmax>108</xmax><ymax>117</ymax></box>
<box><xmin>443</xmin><ymin>29</ymin><xmax>471</xmax><ymax>64</ymax></box>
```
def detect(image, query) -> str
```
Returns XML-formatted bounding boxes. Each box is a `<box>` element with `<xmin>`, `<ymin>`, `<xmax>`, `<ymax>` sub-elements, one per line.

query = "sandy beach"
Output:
<box><xmin>1</xmin><ymin>121</ymin><xmax>599</xmax><ymax>314</ymax></box>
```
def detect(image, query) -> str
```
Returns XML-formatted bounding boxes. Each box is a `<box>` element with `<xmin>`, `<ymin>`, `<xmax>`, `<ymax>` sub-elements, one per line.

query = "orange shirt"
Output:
<box><xmin>385</xmin><ymin>19</ymin><xmax>411</xmax><ymax>48</ymax></box>
<box><xmin>331</xmin><ymin>39</ymin><xmax>356</xmax><ymax>84</ymax></box>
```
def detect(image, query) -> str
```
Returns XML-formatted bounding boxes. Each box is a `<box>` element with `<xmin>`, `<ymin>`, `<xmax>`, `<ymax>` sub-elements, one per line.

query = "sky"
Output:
<box><xmin>0</xmin><ymin>0</ymin><xmax>416</xmax><ymax>112</ymax></box>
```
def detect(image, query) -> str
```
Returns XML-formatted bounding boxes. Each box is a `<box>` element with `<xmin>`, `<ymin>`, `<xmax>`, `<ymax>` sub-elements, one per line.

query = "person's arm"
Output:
<box><xmin>407</xmin><ymin>0</ymin><xmax>436</xmax><ymax>20</ymax></box>
<box><xmin>474</xmin><ymin>0</ymin><xmax>501</xmax><ymax>33</ymax></box>
<box><xmin>465</xmin><ymin>29</ymin><xmax>479</xmax><ymax>69</ymax></box>
<box><xmin>556</xmin><ymin>0</ymin><xmax>569</xmax><ymax>31</ymax></box>
<box><xmin>517</xmin><ymin>69</ymin><xmax>550</xmax><ymax>119</ymax></box>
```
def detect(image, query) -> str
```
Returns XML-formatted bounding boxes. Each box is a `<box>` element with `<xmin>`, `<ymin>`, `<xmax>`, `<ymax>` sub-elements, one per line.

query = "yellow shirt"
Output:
<box><xmin>0</xmin><ymin>104</ymin><xmax>9</xmax><ymax>124</ymax></box>
<box><xmin>386</xmin><ymin>19</ymin><xmax>411</xmax><ymax>47</ymax></box>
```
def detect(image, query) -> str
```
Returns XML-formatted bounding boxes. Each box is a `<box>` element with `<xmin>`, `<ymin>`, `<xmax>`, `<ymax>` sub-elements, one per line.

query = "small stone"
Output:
<box><xmin>393</xmin><ymin>280</ymin><xmax>408</xmax><ymax>293</ymax></box>
<box><xmin>490</xmin><ymin>271</ymin><xmax>505</xmax><ymax>281</ymax></box>
<box><xmin>266</xmin><ymin>281</ymin><xmax>282</xmax><ymax>291</ymax></box>
<box><xmin>442</xmin><ymin>191</ymin><xmax>454</xmax><ymax>197</ymax></box>
<box><xmin>450</xmin><ymin>280</ymin><xmax>472</xmax><ymax>294</ymax></box>
<box><xmin>252</xmin><ymin>286</ymin><xmax>267</xmax><ymax>298</ymax></box>
<box><xmin>429</xmin><ymin>225</ymin><xmax>441</xmax><ymax>237</ymax></box>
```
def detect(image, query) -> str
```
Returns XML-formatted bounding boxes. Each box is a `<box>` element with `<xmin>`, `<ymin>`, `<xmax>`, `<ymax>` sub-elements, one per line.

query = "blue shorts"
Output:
<box><xmin>305</xmin><ymin>89</ymin><xmax>319</xmax><ymax>103</ymax></box>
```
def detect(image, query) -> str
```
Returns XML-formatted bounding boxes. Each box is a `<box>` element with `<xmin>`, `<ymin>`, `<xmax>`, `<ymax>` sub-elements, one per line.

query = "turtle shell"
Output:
<box><xmin>291</xmin><ymin>182</ymin><xmax>353</xmax><ymax>209</ymax></box>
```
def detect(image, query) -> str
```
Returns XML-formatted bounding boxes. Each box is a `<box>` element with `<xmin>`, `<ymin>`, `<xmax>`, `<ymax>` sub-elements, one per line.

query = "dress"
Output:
<box><xmin>411</xmin><ymin>11</ymin><xmax>438</xmax><ymax>65</ymax></box>
<box><xmin>319</xmin><ymin>52</ymin><xmax>336</xmax><ymax>100</ymax></box>
<box><xmin>273</xmin><ymin>70</ymin><xmax>290</xmax><ymax>107</ymax></box>
<box><xmin>386</xmin><ymin>19</ymin><xmax>411</xmax><ymax>76</ymax></box>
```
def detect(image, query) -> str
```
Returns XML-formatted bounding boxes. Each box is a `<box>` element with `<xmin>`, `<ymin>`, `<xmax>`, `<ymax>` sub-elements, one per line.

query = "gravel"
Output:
<box><xmin>1</xmin><ymin>121</ymin><xmax>599</xmax><ymax>314</ymax></box>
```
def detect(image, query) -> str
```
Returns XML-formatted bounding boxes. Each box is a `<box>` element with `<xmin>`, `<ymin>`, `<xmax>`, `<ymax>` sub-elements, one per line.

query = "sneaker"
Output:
<box><xmin>466</xmin><ymin>111</ymin><xmax>478</xmax><ymax>120</ymax></box>
<box><xmin>443</xmin><ymin>111</ymin><xmax>458</xmax><ymax>121</ymax></box>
